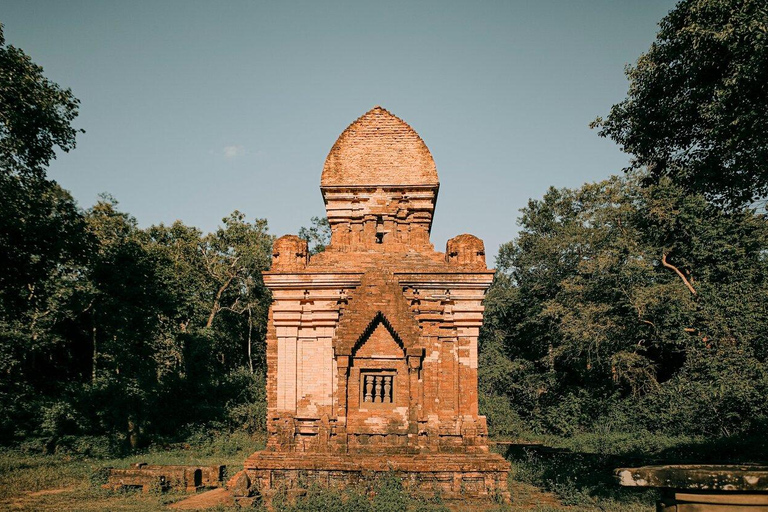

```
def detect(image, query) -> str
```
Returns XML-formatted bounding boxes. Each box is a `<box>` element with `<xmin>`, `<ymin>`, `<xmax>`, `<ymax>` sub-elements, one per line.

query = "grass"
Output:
<box><xmin>0</xmin><ymin>431</ymin><xmax>262</xmax><ymax>511</ymax></box>
<box><xmin>497</xmin><ymin>429</ymin><xmax>768</xmax><ymax>512</ymax></box>
<box><xmin>3</xmin><ymin>430</ymin><xmax>764</xmax><ymax>511</ymax></box>
<box><xmin>495</xmin><ymin>431</ymin><xmax>677</xmax><ymax>512</ymax></box>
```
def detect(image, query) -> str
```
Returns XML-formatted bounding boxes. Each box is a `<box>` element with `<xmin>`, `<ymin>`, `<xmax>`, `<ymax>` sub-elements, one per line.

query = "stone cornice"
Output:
<box><xmin>265</xmin><ymin>271</ymin><xmax>493</xmax><ymax>289</ymax></box>
<box><xmin>263</xmin><ymin>273</ymin><xmax>361</xmax><ymax>289</ymax></box>
<box><xmin>396</xmin><ymin>272</ymin><xmax>495</xmax><ymax>288</ymax></box>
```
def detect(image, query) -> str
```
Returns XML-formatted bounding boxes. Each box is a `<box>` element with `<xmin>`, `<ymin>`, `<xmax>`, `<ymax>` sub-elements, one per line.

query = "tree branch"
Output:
<box><xmin>219</xmin><ymin>297</ymin><xmax>245</xmax><ymax>315</ymax></box>
<box><xmin>206</xmin><ymin>275</ymin><xmax>235</xmax><ymax>328</ymax></box>
<box><xmin>662</xmin><ymin>252</ymin><xmax>696</xmax><ymax>295</ymax></box>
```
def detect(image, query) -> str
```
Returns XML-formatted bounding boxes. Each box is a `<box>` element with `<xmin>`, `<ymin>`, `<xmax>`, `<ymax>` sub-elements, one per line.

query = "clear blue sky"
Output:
<box><xmin>2</xmin><ymin>0</ymin><xmax>676</xmax><ymax>260</ymax></box>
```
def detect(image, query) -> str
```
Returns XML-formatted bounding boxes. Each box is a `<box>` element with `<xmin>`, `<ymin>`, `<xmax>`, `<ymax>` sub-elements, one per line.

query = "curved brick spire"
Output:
<box><xmin>321</xmin><ymin>106</ymin><xmax>439</xmax><ymax>188</ymax></box>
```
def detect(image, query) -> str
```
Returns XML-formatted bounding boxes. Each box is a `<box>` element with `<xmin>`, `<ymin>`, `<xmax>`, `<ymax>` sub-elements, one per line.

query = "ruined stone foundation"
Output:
<box><xmin>235</xmin><ymin>107</ymin><xmax>510</xmax><ymax>503</ymax></box>
<box><xmin>243</xmin><ymin>453</ymin><xmax>509</xmax><ymax>500</ymax></box>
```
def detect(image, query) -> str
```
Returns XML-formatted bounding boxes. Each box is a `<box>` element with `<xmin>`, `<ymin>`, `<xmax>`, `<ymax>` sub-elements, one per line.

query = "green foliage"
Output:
<box><xmin>174</xmin><ymin>429</ymin><xmax>262</xmax><ymax>459</ymax></box>
<box><xmin>0</xmin><ymin>27</ymin><xmax>93</xmax><ymax>444</ymax></box>
<box><xmin>298</xmin><ymin>216</ymin><xmax>331</xmax><ymax>255</ymax></box>
<box><xmin>489</xmin><ymin>0</ymin><xmax>768</xmax><ymax>473</ymax></box>
<box><xmin>271</xmin><ymin>473</ymin><xmax>448</xmax><ymax>512</ymax></box>
<box><xmin>79</xmin><ymin>200</ymin><xmax>273</xmax><ymax>446</ymax></box>
<box><xmin>371</xmin><ymin>473</ymin><xmax>409</xmax><ymax>512</ymax></box>
<box><xmin>0</xmin><ymin>435</ymin><xmax>258</xmax><ymax>510</ymax></box>
<box><xmin>274</xmin><ymin>485</ymin><xmax>370</xmax><ymax>512</ymax></box>
<box><xmin>639</xmin><ymin>346</ymin><xmax>768</xmax><ymax>437</ymax></box>
<box><xmin>88</xmin><ymin>465</ymin><xmax>111</xmax><ymax>487</ymax></box>
<box><xmin>506</xmin><ymin>439</ymin><xmax>660</xmax><ymax>511</ymax></box>
<box><xmin>592</xmin><ymin>0</ymin><xmax>768</xmax><ymax>207</ymax></box>
<box><xmin>481</xmin><ymin>174</ymin><xmax>768</xmax><ymax>438</ymax></box>
<box><xmin>0</xmin><ymin>26</ymin><xmax>272</xmax><ymax>450</ymax></box>
<box><xmin>223</xmin><ymin>369</ymin><xmax>268</xmax><ymax>434</ymax></box>
<box><xmin>0</xmin><ymin>188</ymin><xmax>272</xmax><ymax>446</ymax></box>
<box><xmin>0</xmin><ymin>24</ymin><xmax>82</xmax><ymax>177</ymax></box>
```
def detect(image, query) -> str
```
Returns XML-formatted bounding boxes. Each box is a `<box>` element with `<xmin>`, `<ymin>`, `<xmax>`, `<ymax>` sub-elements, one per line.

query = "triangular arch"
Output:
<box><xmin>333</xmin><ymin>270</ymin><xmax>422</xmax><ymax>356</ymax></box>
<box><xmin>351</xmin><ymin>312</ymin><xmax>406</xmax><ymax>358</ymax></box>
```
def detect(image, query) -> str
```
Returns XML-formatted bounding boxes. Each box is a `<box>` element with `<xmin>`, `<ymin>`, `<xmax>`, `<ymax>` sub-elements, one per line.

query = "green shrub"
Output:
<box><xmin>371</xmin><ymin>473</ymin><xmax>409</xmax><ymax>512</ymax></box>
<box><xmin>224</xmin><ymin>369</ymin><xmax>267</xmax><ymax>434</ymax></box>
<box><xmin>88</xmin><ymin>466</ymin><xmax>111</xmax><ymax>487</ymax></box>
<box><xmin>273</xmin><ymin>484</ymin><xmax>372</xmax><ymax>512</ymax></box>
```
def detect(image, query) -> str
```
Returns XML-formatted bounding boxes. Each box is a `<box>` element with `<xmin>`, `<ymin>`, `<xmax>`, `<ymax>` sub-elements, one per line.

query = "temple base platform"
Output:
<box><xmin>231</xmin><ymin>451</ymin><xmax>511</xmax><ymax>504</ymax></box>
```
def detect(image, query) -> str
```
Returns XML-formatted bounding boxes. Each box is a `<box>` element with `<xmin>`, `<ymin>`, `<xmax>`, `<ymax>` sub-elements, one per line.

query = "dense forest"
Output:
<box><xmin>2</xmin><ymin>0</ymin><xmax>767</xmax><ymax>456</ymax></box>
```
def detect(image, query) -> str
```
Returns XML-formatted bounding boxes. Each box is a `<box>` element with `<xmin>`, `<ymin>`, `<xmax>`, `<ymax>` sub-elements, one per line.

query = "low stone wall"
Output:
<box><xmin>616</xmin><ymin>464</ymin><xmax>768</xmax><ymax>511</ymax></box>
<box><xmin>104</xmin><ymin>463</ymin><xmax>225</xmax><ymax>493</ymax></box>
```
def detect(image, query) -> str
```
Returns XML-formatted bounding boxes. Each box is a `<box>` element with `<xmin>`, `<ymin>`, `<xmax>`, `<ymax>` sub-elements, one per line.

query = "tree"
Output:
<box><xmin>0</xmin><ymin>24</ymin><xmax>82</xmax><ymax>177</ymax></box>
<box><xmin>299</xmin><ymin>216</ymin><xmax>331</xmax><ymax>255</ymax></box>
<box><xmin>482</xmin><ymin>174</ymin><xmax>768</xmax><ymax>436</ymax></box>
<box><xmin>0</xmin><ymin>26</ymin><xmax>273</xmax><ymax>448</ymax></box>
<box><xmin>197</xmin><ymin>211</ymin><xmax>272</xmax><ymax>373</ymax></box>
<box><xmin>79</xmin><ymin>202</ymin><xmax>273</xmax><ymax>447</ymax></box>
<box><xmin>81</xmin><ymin>200</ymin><xmax>152</xmax><ymax>447</ymax></box>
<box><xmin>0</xmin><ymin>24</ymin><xmax>88</xmax><ymax>323</ymax></box>
<box><xmin>591</xmin><ymin>0</ymin><xmax>768</xmax><ymax>208</ymax></box>
<box><xmin>0</xmin><ymin>177</ymin><xmax>92</xmax><ymax>443</ymax></box>
<box><xmin>0</xmin><ymin>24</ymin><xmax>89</xmax><ymax>443</ymax></box>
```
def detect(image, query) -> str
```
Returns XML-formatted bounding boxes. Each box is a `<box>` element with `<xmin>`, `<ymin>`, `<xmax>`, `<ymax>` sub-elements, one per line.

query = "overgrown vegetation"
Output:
<box><xmin>0</xmin><ymin>433</ymin><xmax>262</xmax><ymax>510</ymax></box>
<box><xmin>1</xmin><ymin>0</ymin><xmax>768</xmax><ymax>509</ymax></box>
<box><xmin>480</xmin><ymin>174</ymin><xmax>768</xmax><ymax>441</ymax></box>
<box><xmin>0</xmin><ymin>438</ymin><xmax>661</xmax><ymax>511</ymax></box>
<box><xmin>0</xmin><ymin>184</ymin><xmax>273</xmax><ymax>449</ymax></box>
<box><xmin>480</xmin><ymin>0</ymin><xmax>768</xmax><ymax>449</ymax></box>
<box><xmin>266</xmin><ymin>473</ymin><xmax>452</xmax><ymax>512</ymax></box>
<box><xmin>0</xmin><ymin>23</ymin><xmax>273</xmax><ymax>452</ymax></box>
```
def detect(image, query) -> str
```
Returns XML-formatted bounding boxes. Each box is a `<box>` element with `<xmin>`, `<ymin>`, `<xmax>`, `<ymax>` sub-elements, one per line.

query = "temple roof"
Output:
<box><xmin>321</xmin><ymin>106</ymin><xmax>439</xmax><ymax>188</ymax></box>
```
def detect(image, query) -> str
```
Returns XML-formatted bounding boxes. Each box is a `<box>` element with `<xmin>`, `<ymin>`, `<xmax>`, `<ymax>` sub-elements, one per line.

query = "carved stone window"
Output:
<box><xmin>361</xmin><ymin>371</ymin><xmax>395</xmax><ymax>405</ymax></box>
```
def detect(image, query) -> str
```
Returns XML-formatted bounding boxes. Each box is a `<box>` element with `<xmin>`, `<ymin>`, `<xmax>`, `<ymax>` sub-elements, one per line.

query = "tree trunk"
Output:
<box><xmin>92</xmin><ymin>309</ymin><xmax>97</xmax><ymax>384</ymax></box>
<box><xmin>127</xmin><ymin>415</ymin><xmax>139</xmax><ymax>450</ymax></box>
<box><xmin>206</xmin><ymin>276</ymin><xmax>234</xmax><ymax>328</ymax></box>
<box><xmin>247</xmin><ymin>305</ymin><xmax>253</xmax><ymax>374</ymax></box>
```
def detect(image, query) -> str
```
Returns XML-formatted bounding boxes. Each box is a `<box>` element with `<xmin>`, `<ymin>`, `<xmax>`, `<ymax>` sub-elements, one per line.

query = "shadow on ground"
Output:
<box><xmin>499</xmin><ymin>433</ymin><xmax>768</xmax><ymax>509</ymax></box>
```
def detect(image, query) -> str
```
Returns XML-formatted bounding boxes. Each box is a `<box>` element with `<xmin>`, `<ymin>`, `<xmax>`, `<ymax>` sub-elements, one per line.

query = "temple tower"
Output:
<box><xmin>237</xmin><ymin>107</ymin><xmax>509</xmax><ymax>502</ymax></box>
<box><xmin>320</xmin><ymin>106</ymin><xmax>439</xmax><ymax>253</ymax></box>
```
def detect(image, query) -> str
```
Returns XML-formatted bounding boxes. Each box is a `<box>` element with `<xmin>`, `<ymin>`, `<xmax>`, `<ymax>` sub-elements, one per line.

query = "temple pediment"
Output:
<box><xmin>332</xmin><ymin>270</ymin><xmax>421</xmax><ymax>356</ymax></box>
<box><xmin>354</xmin><ymin>320</ymin><xmax>403</xmax><ymax>359</ymax></box>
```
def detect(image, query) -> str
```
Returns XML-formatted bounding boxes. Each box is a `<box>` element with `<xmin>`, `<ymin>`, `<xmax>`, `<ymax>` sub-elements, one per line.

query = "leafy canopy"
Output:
<box><xmin>0</xmin><ymin>25</ymin><xmax>274</xmax><ymax>448</ymax></box>
<box><xmin>481</xmin><ymin>175</ymin><xmax>768</xmax><ymax>437</ymax></box>
<box><xmin>592</xmin><ymin>0</ymin><xmax>768</xmax><ymax>208</ymax></box>
<box><xmin>299</xmin><ymin>216</ymin><xmax>331</xmax><ymax>255</ymax></box>
<box><xmin>0</xmin><ymin>24</ymin><xmax>82</xmax><ymax>177</ymax></box>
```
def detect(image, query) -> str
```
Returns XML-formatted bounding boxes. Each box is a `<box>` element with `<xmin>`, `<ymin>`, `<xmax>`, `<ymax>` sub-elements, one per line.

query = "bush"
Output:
<box><xmin>640</xmin><ymin>347</ymin><xmax>768</xmax><ymax>437</ymax></box>
<box><xmin>371</xmin><ymin>473</ymin><xmax>409</xmax><ymax>512</ymax></box>
<box><xmin>479</xmin><ymin>392</ymin><xmax>526</xmax><ymax>437</ymax></box>
<box><xmin>224</xmin><ymin>369</ymin><xmax>267</xmax><ymax>433</ymax></box>
<box><xmin>273</xmin><ymin>484</ymin><xmax>371</xmax><ymax>512</ymax></box>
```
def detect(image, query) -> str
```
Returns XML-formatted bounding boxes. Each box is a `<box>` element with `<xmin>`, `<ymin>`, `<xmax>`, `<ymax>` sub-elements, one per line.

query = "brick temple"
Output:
<box><xmin>236</xmin><ymin>106</ymin><xmax>510</xmax><ymax>502</ymax></box>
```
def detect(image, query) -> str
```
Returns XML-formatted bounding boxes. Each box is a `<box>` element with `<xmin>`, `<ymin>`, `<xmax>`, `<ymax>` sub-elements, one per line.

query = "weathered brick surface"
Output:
<box><xmin>104</xmin><ymin>463</ymin><xmax>224</xmax><ymax>493</ymax></box>
<box><xmin>321</xmin><ymin>106</ymin><xmax>439</xmax><ymax>188</ymax></box>
<box><xmin>241</xmin><ymin>106</ymin><xmax>509</xmax><ymax>502</ymax></box>
<box><xmin>242</xmin><ymin>452</ymin><xmax>510</xmax><ymax>500</ymax></box>
<box><xmin>271</xmin><ymin>235</ymin><xmax>309</xmax><ymax>271</ymax></box>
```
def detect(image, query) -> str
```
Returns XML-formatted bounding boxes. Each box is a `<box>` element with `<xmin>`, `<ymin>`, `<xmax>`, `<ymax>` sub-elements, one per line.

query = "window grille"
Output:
<box><xmin>361</xmin><ymin>373</ymin><xmax>394</xmax><ymax>404</ymax></box>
